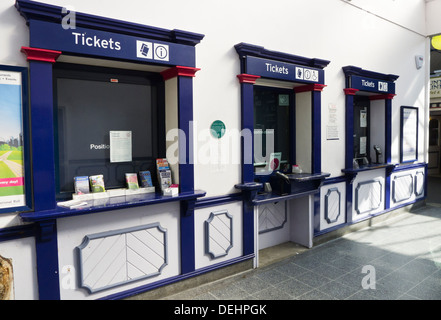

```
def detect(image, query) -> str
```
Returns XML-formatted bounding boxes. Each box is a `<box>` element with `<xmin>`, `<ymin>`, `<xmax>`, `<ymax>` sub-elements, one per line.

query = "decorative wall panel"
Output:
<box><xmin>392</xmin><ymin>174</ymin><xmax>413</xmax><ymax>203</ymax></box>
<box><xmin>355</xmin><ymin>180</ymin><xmax>382</xmax><ymax>215</ymax></box>
<box><xmin>205</xmin><ymin>210</ymin><xmax>233</xmax><ymax>259</ymax></box>
<box><xmin>414</xmin><ymin>171</ymin><xmax>425</xmax><ymax>197</ymax></box>
<box><xmin>77</xmin><ymin>223</ymin><xmax>167</xmax><ymax>293</ymax></box>
<box><xmin>324</xmin><ymin>188</ymin><xmax>341</xmax><ymax>223</ymax></box>
<box><xmin>258</xmin><ymin>202</ymin><xmax>287</xmax><ymax>234</ymax></box>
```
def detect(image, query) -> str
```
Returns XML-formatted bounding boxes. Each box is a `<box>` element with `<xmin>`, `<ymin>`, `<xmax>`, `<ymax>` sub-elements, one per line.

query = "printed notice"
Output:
<box><xmin>401</xmin><ymin>107</ymin><xmax>418</xmax><ymax>162</ymax></box>
<box><xmin>360</xmin><ymin>109</ymin><xmax>367</xmax><ymax>128</ymax></box>
<box><xmin>110</xmin><ymin>131</ymin><xmax>132</xmax><ymax>163</ymax></box>
<box><xmin>360</xmin><ymin>136</ymin><xmax>367</xmax><ymax>155</ymax></box>
<box><xmin>326</xmin><ymin>103</ymin><xmax>339</xmax><ymax>140</ymax></box>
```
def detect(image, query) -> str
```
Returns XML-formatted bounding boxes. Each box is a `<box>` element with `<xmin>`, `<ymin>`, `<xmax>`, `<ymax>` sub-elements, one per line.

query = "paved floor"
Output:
<box><xmin>162</xmin><ymin>176</ymin><xmax>441</xmax><ymax>300</ymax></box>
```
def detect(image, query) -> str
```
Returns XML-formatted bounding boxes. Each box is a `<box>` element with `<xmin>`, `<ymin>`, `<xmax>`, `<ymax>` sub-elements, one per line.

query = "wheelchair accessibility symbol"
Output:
<box><xmin>295</xmin><ymin>66</ymin><xmax>319</xmax><ymax>82</ymax></box>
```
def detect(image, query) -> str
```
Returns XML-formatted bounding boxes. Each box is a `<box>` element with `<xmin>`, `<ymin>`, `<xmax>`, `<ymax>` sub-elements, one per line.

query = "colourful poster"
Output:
<box><xmin>0</xmin><ymin>70</ymin><xmax>25</xmax><ymax>209</ymax></box>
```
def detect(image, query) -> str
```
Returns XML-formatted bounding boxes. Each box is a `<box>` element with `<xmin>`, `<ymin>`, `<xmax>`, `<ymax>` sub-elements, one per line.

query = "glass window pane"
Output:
<box><xmin>53</xmin><ymin>65</ymin><xmax>162</xmax><ymax>198</ymax></box>
<box><xmin>253</xmin><ymin>87</ymin><xmax>291</xmax><ymax>172</ymax></box>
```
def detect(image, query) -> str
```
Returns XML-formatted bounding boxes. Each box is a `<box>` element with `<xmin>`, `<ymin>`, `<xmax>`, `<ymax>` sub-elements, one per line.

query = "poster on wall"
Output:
<box><xmin>400</xmin><ymin>106</ymin><xmax>418</xmax><ymax>163</ymax></box>
<box><xmin>0</xmin><ymin>67</ymin><xmax>28</xmax><ymax>210</ymax></box>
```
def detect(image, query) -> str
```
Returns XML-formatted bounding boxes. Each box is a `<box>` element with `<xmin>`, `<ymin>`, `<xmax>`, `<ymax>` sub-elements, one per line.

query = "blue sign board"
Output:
<box><xmin>245</xmin><ymin>56</ymin><xmax>325</xmax><ymax>84</ymax></box>
<box><xmin>29</xmin><ymin>20</ymin><xmax>196</xmax><ymax>67</ymax></box>
<box><xmin>350</xmin><ymin>75</ymin><xmax>395</xmax><ymax>94</ymax></box>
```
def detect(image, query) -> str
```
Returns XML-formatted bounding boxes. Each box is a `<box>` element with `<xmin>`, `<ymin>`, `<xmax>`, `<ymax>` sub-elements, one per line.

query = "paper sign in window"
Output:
<box><xmin>110</xmin><ymin>131</ymin><xmax>132</xmax><ymax>163</ymax></box>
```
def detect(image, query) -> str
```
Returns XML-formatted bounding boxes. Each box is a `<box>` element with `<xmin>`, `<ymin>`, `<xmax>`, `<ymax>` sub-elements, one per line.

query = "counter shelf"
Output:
<box><xmin>20</xmin><ymin>190</ymin><xmax>206</xmax><ymax>222</ymax></box>
<box><xmin>342</xmin><ymin>163</ymin><xmax>397</xmax><ymax>183</ymax></box>
<box><xmin>236</xmin><ymin>172</ymin><xmax>330</xmax><ymax>205</ymax></box>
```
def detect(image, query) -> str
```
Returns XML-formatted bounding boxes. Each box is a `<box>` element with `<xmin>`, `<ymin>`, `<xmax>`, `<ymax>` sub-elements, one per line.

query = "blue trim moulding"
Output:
<box><xmin>235</xmin><ymin>43</ymin><xmax>330</xmax><ymax>71</ymax></box>
<box><xmin>235</xmin><ymin>43</ymin><xmax>330</xmax><ymax>85</ymax></box>
<box><xmin>16</xmin><ymin>0</ymin><xmax>204</xmax><ymax>68</ymax></box>
<box><xmin>15</xmin><ymin>0</ymin><xmax>204</xmax><ymax>46</ymax></box>
<box><xmin>0</xmin><ymin>224</ymin><xmax>35</xmax><ymax>242</ymax></box>
<box><xmin>342</xmin><ymin>65</ymin><xmax>399</xmax><ymax>83</ymax></box>
<box><xmin>20</xmin><ymin>191</ymin><xmax>206</xmax><ymax>222</ymax></box>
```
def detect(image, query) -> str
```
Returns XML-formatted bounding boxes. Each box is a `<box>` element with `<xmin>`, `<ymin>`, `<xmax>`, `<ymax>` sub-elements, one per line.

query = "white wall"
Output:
<box><xmin>12</xmin><ymin>0</ymin><xmax>425</xmax><ymax>197</ymax></box>
<box><xmin>426</xmin><ymin>0</ymin><xmax>441</xmax><ymax>36</ymax></box>
<box><xmin>0</xmin><ymin>0</ymin><xmax>432</xmax><ymax>300</ymax></box>
<box><xmin>0</xmin><ymin>237</ymin><xmax>38</xmax><ymax>299</ymax></box>
<box><xmin>0</xmin><ymin>0</ymin><xmax>430</xmax><ymax>196</ymax></box>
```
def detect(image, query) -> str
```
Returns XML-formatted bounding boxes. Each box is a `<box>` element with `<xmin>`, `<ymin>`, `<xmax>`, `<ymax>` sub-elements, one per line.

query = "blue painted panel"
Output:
<box><xmin>35</xmin><ymin>220</ymin><xmax>60</xmax><ymax>300</ymax></box>
<box><xmin>385</xmin><ymin>99</ymin><xmax>392</xmax><ymax>163</ymax></box>
<box><xmin>350</xmin><ymin>75</ymin><xmax>395</xmax><ymax>94</ymax></box>
<box><xmin>240</xmin><ymin>82</ymin><xmax>255</xmax><ymax>183</ymax></box>
<box><xmin>246</xmin><ymin>56</ymin><xmax>325</xmax><ymax>84</ymax></box>
<box><xmin>345</xmin><ymin>94</ymin><xmax>355</xmax><ymax>169</ymax></box>
<box><xmin>29</xmin><ymin>61</ymin><xmax>56</xmax><ymax>211</ymax></box>
<box><xmin>29</xmin><ymin>20</ymin><xmax>196</xmax><ymax>67</ymax></box>
<box><xmin>311</xmin><ymin>91</ymin><xmax>322</xmax><ymax>173</ymax></box>
<box><xmin>180</xmin><ymin>211</ymin><xmax>195</xmax><ymax>274</ymax></box>
<box><xmin>177</xmin><ymin>76</ymin><xmax>194</xmax><ymax>193</ymax></box>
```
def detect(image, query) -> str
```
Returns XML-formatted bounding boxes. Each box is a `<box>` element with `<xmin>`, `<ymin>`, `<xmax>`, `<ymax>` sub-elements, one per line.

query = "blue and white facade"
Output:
<box><xmin>0</xmin><ymin>0</ymin><xmax>439</xmax><ymax>300</ymax></box>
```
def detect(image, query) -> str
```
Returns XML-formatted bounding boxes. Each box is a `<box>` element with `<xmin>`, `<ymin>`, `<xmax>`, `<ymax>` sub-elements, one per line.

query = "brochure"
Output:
<box><xmin>156</xmin><ymin>158</ymin><xmax>172</xmax><ymax>191</ymax></box>
<box><xmin>139</xmin><ymin>170</ymin><xmax>153</xmax><ymax>188</ymax></box>
<box><xmin>89</xmin><ymin>174</ymin><xmax>106</xmax><ymax>193</ymax></box>
<box><xmin>125</xmin><ymin>173</ymin><xmax>139</xmax><ymax>189</ymax></box>
<box><xmin>74</xmin><ymin>176</ymin><xmax>90</xmax><ymax>194</ymax></box>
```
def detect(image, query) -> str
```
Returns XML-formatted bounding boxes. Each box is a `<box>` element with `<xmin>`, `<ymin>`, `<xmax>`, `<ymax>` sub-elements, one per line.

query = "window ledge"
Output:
<box><xmin>342</xmin><ymin>163</ymin><xmax>397</xmax><ymax>184</ymax></box>
<box><xmin>252</xmin><ymin>189</ymin><xmax>319</xmax><ymax>205</ymax></box>
<box><xmin>20</xmin><ymin>190</ymin><xmax>206</xmax><ymax>222</ymax></box>
<box><xmin>341</xmin><ymin>163</ymin><xmax>397</xmax><ymax>174</ymax></box>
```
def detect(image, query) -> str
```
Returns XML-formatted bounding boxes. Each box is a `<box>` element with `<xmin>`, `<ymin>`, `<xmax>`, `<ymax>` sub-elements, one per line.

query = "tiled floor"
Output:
<box><xmin>163</xmin><ymin>203</ymin><xmax>441</xmax><ymax>300</ymax></box>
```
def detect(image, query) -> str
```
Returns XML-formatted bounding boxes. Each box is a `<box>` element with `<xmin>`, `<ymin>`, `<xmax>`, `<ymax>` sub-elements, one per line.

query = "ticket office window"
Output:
<box><xmin>53</xmin><ymin>63</ymin><xmax>165</xmax><ymax>199</ymax></box>
<box><xmin>353</xmin><ymin>96</ymin><xmax>370</xmax><ymax>166</ymax></box>
<box><xmin>253</xmin><ymin>86</ymin><xmax>293</xmax><ymax>173</ymax></box>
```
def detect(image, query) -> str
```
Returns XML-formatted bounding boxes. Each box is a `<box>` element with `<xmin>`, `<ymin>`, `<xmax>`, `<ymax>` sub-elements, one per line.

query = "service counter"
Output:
<box><xmin>20</xmin><ymin>190</ymin><xmax>206</xmax><ymax>222</ymax></box>
<box><xmin>19</xmin><ymin>190</ymin><xmax>206</xmax><ymax>299</ymax></box>
<box><xmin>236</xmin><ymin>172</ymin><xmax>329</xmax><ymax>264</ymax></box>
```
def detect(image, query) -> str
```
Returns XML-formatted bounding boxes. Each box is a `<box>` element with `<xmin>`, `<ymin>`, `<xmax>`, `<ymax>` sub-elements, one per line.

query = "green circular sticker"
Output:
<box><xmin>210</xmin><ymin>120</ymin><xmax>226</xmax><ymax>139</ymax></box>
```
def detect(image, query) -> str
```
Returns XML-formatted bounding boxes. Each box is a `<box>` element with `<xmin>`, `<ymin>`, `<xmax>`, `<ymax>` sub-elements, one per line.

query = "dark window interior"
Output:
<box><xmin>430</xmin><ymin>118</ymin><xmax>439</xmax><ymax>146</ymax></box>
<box><xmin>353</xmin><ymin>96</ymin><xmax>370</xmax><ymax>163</ymax></box>
<box><xmin>53</xmin><ymin>63</ymin><xmax>165</xmax><ymax>199</ymax></box>
<box><xmin>253</xmin><ymin>86</ymin><xmax>292</xmax><ymax>171</ymax></box>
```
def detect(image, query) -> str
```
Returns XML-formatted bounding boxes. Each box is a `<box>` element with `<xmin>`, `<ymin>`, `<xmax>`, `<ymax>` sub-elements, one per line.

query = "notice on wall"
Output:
<box><xmin>0</xmin><ymin>69</ymin><xmax>26</xmax><ymax>210</ymax></box>
<box><xmin>401</xmin><ymin>106</ymin><xmax>418</xmax><ymax>163</ymax></box>
<box><xmin>326</xmin><ymin>103</ymin><xmax>339</xmax><ymax>140</ymax></box>
<box><xmin>360</xmin><ymin>109</ymin><xmax>367</xmax><ymax>128</ymax></box>
<box><xmin>110</xmin><ymin>131</ymin><xmax>132</xmax><ymax>163</ymax></box>
<box><xmin>360</xmin><ymin>136</ymin><xmax>367</xmax><ymax>155</ymax></box>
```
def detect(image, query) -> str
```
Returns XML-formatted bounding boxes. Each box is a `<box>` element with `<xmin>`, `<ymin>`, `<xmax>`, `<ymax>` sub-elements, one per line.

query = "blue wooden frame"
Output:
<box><xmin>342</xmin><ymin>66</ymin><xmax>399</xmax><ymax>219</ymax></box>
<box><xmin>235</xmin><ymin>43</ymin><xmax>330</xmax><ymax>181</ymax></box>
<box><xmin>0</xmin><ymin>65</ymin><xmax>32</xmax><ymax>214</ymax></box>
<box><xmin>15</xmin><ymin>0</ymin><xmax>205</xmax><ymax>300</ymax></box>
<box><xmin>400</xmin><ymin>106</ymin><xmax>419</xmax><ymax>163</ymax></box>
<box><xmin>235</xmin><ymin>43</ymin><xmax>330</xmax><ymax>258</ymax></box>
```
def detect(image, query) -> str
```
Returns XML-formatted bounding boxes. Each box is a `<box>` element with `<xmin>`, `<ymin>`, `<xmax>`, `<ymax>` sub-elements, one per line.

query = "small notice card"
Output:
<box><xmin>110</xmin><ymin>131</ymin><xmax>132</xmax><ymax>163</ymax></box>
